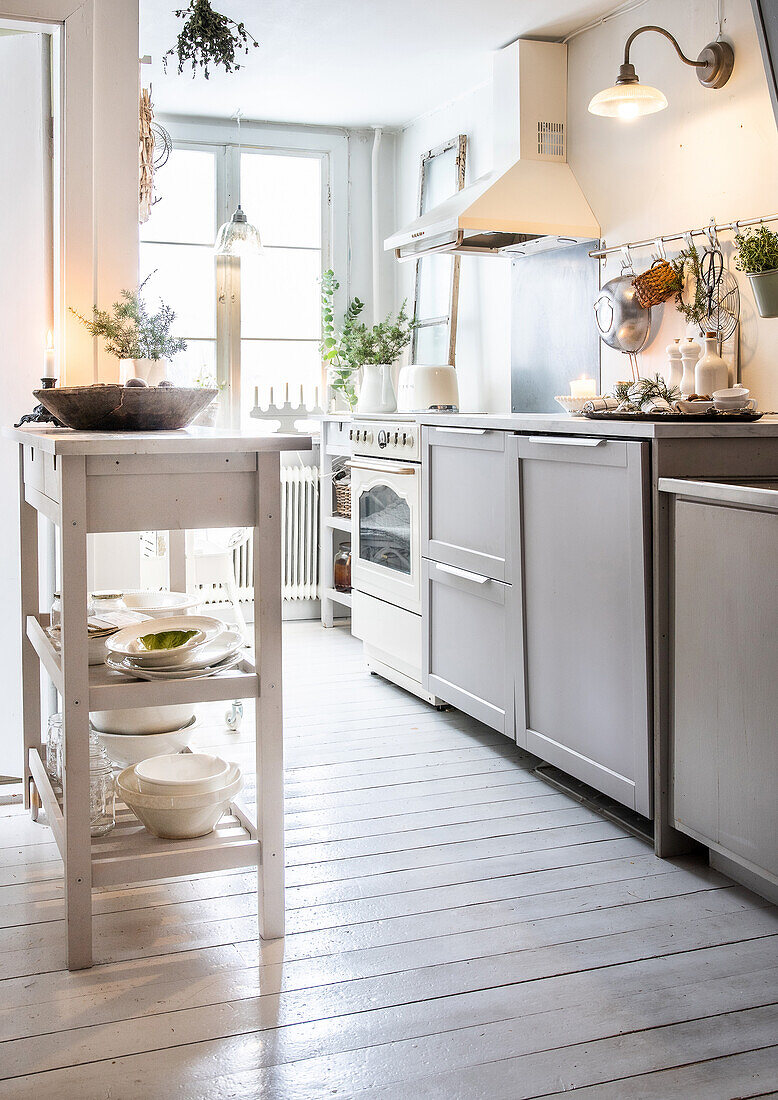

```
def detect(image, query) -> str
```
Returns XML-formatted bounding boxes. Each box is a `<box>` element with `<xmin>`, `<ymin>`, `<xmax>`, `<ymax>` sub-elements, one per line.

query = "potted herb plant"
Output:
<box><xmin>71</xmin><ymin>274</ymin><xmax>186</xmax><ymax>385</ymax></box>
<box><xmin>319</xmin><ymin>270</ymin><xmax>416</xmax><ymax>413</ymax></box>
<box><xmin>734</xmin><ymin>224</ymin><xmax>778</xmax><ymax>318</ymax></box>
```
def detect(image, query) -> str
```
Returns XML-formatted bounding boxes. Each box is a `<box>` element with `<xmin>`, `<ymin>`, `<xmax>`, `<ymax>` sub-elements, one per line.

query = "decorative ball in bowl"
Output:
<box><xmin>555</xmin><ymin>394</ymin><xmax>599</xmax><ymax>417</ymax></box>
<box><xmin>32</xmin><ymin>384</ymin><xmax>217</xmax><ymax>431</ymax></box>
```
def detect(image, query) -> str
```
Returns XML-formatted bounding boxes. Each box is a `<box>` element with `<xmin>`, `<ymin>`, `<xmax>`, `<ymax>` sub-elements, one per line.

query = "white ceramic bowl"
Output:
<box><xmin>120</xmin><ymin>590</ymin><xmax>201</xmax><ymax>618</ymax></box>
<box><xmin>135</xmin><ymin>752</ymin><xmax>231</xmax><ymax>795</ymax></box>
<box><xmin>106</xmin><ymin>615</ymin><xmax>224</xmax><ymax>668</ymax></box>
<box><xmin>95</xmin><ymin>719</ymin><xmax>196</xmax><ymax>769</ymax></box>
<box><xmin>554</xmin><ymin>395</ymin><xmax>599</xmax><ymax>417</ymax></box>
<box><xmin>117</xmin><ymin>763</ymin><xmax>243</xmax><ymax>839</ymax></box>
<box><xmin>90</xmin><ymin>703</ymin><xmax>196</xmax><ymax>735</ymax></box>
<box><xmin>675</xmin><ymin>399</ymin><xmax>714</xmax><ymax>415</ymax></box>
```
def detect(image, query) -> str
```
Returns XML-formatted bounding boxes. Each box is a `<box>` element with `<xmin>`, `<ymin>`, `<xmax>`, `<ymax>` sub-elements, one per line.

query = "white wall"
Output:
<box><xmin>393</xmin><ymin>84</ymin><xmax>512</xmax><ymax>411</ymax></box>
<box><xmin>390</xmin><ymin>0</ymin><xmax>778</xmax><ymax>410</ymax></box>
<box><xmin>0</xmin><ymin>32</ymin><xmax>47</xmax><ymax>777</ymax></box>
<box><xmin>569</xmin><ymin>0</ymin><xmax>778</xmax><ymax>402</ymax></box>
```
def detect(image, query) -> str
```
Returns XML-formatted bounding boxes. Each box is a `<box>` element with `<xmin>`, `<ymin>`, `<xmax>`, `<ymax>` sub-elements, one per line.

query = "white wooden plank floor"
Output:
<box><xmin>0</xmin><ymin>620</ymin><xmax>776</xmax><ymax>1098</ymax></box>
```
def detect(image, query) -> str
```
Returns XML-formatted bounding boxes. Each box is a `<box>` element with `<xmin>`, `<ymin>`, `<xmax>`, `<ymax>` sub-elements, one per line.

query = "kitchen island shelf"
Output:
<box><xmin>6</xmin><ymin>424</ymin><xmax>310</xmax><ymax>970</ymax></box>
<box><xmin>29</xmin><ymin>747</ymin><xmax>259</xmax><ymax>889</ymax></box>
<box><xmin>26</xmin><ymin>613</ymin><xmax>260</xmax><ymax>711</ymax></box>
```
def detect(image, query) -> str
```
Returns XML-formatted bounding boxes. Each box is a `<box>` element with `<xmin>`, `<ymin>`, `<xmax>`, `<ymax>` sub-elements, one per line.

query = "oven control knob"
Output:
<box><xmin>393</xmin><ymin>431</ymin><xmax>399</xmax><ymax>444</ymax></box>
<box><xmin>406</xmin><ymin>434</ymin><xmax>414</xmax><ymax>447</ymax></box>
<box><xmin>378</xmin><ymin>430</ymin><xmax>388</xmax><ymax>448</ymax></box>
<box><xmin>349</xmin><ymin>429</ymin><xmax>353</xmax><ymax>440</ymax></box>
<box><xmin>365</xmin><ymin>431</ymin><xmax>373</xmax><ymax>444</ymax></box>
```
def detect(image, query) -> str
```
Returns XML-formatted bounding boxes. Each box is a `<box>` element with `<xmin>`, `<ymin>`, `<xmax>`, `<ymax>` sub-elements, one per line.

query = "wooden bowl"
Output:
<box><xmin>32</xmin><ymin>384</ymin><xmax>217</xmax><ymax>431</ymax></box>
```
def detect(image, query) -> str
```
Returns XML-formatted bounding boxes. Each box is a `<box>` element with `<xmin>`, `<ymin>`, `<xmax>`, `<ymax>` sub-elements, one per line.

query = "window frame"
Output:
<box><xmin>152</xmin><ymin>115</ymin><xmax>347</xmax><ymax>425</ymax></box>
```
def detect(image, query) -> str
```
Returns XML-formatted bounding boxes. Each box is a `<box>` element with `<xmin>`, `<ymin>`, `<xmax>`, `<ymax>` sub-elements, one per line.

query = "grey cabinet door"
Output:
<box><xmin>671</xmin><ymin>497</ymin><xmax>778</xmax><ymax>881</ymax></box>
<box><xmin>423</xmin><ymin>426</ymin><xmax>515</xmax><ymax>582</ymax></box>
<box><xmin>514</xmin><ymin>435</ymin><xmax>652</xmax><ymax>816</ymax></box>
<box><xmin>423</xmin><ymin>558</ymin><xmax>514</xmax><ymax>737</ymax></box>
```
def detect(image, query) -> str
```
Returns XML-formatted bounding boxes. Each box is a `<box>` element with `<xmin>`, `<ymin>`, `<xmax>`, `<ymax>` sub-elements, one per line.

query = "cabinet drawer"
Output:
<box><xmin>423</xmin><ymin>558</ymin><xmax>514</xmax><ymax>736</ymax></box>
<box><xmin>515</xmin><ymin>435</ymin><xmax>651</xmax><ymax>815</ymax></box>
<box><xmin>326</xmin><ymin>419</ymin><xmax>352</xmax><ymax>449</ymax></box>
<box><xmin>423</xmin><ymin>426</ymin><xmax>514</xmax><ymax>582</ymax></box>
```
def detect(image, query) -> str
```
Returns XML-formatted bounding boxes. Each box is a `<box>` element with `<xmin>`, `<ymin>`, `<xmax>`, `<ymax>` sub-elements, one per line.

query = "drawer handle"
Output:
<box><xmin>435</xmin><ymin>562</ymin><xmax>489</xmax><ymax>584</ymax></box>
<box><xmin>527</xmin><ymin>435</ymin><xmax>605</xmax><ymax>447</ymax></box>
<box><xmin>435</xmin><ymin>427</ymin><xmax>488</xmax><ymax>435</ymax></box>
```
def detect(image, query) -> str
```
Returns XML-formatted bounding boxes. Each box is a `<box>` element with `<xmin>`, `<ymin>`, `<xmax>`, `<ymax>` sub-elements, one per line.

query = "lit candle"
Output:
<box><xmin>570</xmin><ymin>376</ymin><xmax>596</xmax><ymax>399</ymax></box>
<box><xmin>44</xmin><ymin>330</ymin><xmax>55</xmax><ymax>379</ymax></box>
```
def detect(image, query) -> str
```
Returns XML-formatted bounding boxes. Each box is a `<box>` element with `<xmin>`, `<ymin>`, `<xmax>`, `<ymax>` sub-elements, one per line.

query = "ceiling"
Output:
<box><xmin>141</xmin><ymin>0</ymin><xmax>619</xmax><ymax>129</ymax></box>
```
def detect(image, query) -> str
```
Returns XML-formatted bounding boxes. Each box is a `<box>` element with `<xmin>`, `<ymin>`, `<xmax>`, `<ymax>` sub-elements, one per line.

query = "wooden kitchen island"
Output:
<box><xmin>6</xmin><ymin>425</ymin><xmax>311</xmax><ymax>970</ymax></box>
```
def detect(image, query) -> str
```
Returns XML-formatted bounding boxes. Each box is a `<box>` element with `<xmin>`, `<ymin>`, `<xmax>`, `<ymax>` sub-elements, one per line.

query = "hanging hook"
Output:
<box><xmin>620</xmin><ymin>245</ymin><xmax>634</xmax><ymax>273</ymax></box>
<box><xmin>653</xmin><ymin>237</ymin><xmax>667</xmax><ymax>262</ymax></box>
<box><xmin>705</xmin><ymin>218</ymin><xmax>720</xmax><ymax>251</ymax></box>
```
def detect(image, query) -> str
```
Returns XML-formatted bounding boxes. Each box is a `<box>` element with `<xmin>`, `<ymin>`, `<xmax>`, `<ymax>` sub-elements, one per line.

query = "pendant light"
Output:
<box><xmin>214</xmin><ymin>111</ymin><xmax>263</xmax><ymax>256</ymax></box>
<box><xmin>588</xmin><ymin>25</ymin><xmax>734</xmax><ymax>121</ymax></box>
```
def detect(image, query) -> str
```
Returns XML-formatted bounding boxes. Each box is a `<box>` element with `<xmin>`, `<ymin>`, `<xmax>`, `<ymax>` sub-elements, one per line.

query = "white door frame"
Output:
<box><xmin>1</xmin><ymin>0</ymin><xmax>138</xmax><ymax>384</ymax></box>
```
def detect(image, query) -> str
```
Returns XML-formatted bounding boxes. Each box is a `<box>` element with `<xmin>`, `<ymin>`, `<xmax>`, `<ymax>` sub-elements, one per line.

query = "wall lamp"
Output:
<box><xmin>588</xmin><ymin>25</ymin><xmax>735</xmax><ymax>120</ymax></box>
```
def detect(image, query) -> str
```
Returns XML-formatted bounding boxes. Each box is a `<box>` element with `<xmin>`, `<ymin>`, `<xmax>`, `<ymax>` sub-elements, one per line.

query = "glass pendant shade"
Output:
<box><xmin>214</xmin><ymin>204</ymin><xmax>262</xmax><ymax>257</ymax></box>
<box><xmin>588</xmin><ymin>81</ymin><xmax>668</xmax><ymax>119</ymax></box>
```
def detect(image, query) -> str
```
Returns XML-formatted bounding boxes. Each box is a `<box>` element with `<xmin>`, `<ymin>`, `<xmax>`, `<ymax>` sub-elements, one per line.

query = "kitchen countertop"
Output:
<box><xmin>658</xmin><ymin>477</ymin><xmax>778</xmax><ymax>509</ymax></box>
<box><xmin>3</xmin><ymin>425</ymin><xmax>313</xmax><ymax>455</ymax></box>
<box><xmin>417</xmin><ymin>411</ymin><xmax>778</xmax><ymax>439</ymax></box>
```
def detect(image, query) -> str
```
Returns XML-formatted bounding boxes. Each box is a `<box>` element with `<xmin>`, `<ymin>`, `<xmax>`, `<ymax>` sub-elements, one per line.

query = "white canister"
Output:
<box><xmin>679</xmin><ymin>338</ymin><xmax>701</xmax><ymax>397</ymax></box>
<box><xmin>695</xmin><ymin>333</ymin><xmax>729</xmax><ymax>397</ymax></box>
<box><xmin>665</xmin><ymin>339</ymin><xmax>683</xmax><ymax>391</ymax></box>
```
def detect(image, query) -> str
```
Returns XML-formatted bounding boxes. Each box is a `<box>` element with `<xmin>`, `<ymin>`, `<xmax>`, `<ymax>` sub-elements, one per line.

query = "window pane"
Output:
<box><xmin>140</xmin><ymin>243</ymin><xmax>216</xmax><ymax>339</ymax></box>
<box><xmin>415</xmin><ymin>322</ymin><xmax>449</xmax><ymax>365</ymax></box>
<box><xmin>141</xmin><ymin>149</ymin><xmax>216</xmax><ymax>245</ymax></box>
<box><xmin>240</xmin><ymin>153</ymin><xmax>321</xmax><ymax>248</ymax></box>
<box><xmin>240</xmin><ymin>340</ymin><xmax>321</xmax><ymax>429</ymax></box>
<box><xmin>166</xmin><ymin>339</ymin><xmax>216</xmax><ymax>388</ymax></box>
<box><xmin>241</xmin><ymin>248</ymin><xmax>320</xmax><ymax>339</ymax></box>
<box><xmin>416</xmin><ymin>253</ymin><xmax>452</xmax><ymax>320</ymax></box>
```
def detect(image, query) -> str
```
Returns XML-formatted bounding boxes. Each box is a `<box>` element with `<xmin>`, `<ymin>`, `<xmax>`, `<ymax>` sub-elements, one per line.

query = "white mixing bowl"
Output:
<box><xmin>90</xmin><ymin>703</ymin><xmax>196</xmax><ymax>735</ymax></box>
<box><xmin>135</xmin><ymin>752</ymin><xmax>231</xmax><ymax>795</ymax></box>
<box><xmin>117</xmin><ymin>762</ymin><xmax>243</xmax><ymax>839</ymax></box>
<box><xmin>95</xmin><ymin>720</ymin><xmax>196</xmax><ymax>769</ymax></box>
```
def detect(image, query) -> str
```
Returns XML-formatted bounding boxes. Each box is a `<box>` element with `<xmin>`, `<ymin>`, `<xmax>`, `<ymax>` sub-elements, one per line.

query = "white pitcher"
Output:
<box><xmin>356</xmin><ymin>364</ymin><xmax>396</xmax><ymax>414</ymax></box>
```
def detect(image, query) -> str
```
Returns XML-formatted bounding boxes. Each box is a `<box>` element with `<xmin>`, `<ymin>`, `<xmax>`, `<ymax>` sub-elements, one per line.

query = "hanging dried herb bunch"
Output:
<box><xmin>164</xmin><ymin>0</ymin><xmax>259</xmax><ymax>79</ymax></box>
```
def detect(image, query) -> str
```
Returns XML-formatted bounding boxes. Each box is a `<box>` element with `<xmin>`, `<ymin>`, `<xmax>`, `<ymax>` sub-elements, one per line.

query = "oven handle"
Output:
<box><xmin>348</xmin><ymin>460</ymin><xmax>418</xmax><ymax>476</ymax></box>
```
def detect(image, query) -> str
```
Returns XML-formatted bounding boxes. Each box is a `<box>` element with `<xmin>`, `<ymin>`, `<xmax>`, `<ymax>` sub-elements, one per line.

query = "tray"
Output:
<box><xmin>583</xmin><ymin>410</ymin><xmax>764</xmax><ymax>423</ymax></box>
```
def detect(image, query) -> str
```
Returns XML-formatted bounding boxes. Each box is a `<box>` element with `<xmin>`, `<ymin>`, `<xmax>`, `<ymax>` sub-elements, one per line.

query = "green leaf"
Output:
<box><xmin>138</xmin><ymin>629</ymin><xmax>198</xmax><ymax>651</ymax></box>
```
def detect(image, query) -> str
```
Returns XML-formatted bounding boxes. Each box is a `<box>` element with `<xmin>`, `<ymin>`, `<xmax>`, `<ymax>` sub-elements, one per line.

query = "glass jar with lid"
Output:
<box><xmin>334</xmin><ymin>542</ymin><xmax>352</xmax><ymax>592</ymax></box>
<box><xmin>91</xmin><ymin>591</ymin><xmax>124</xmax><ymax>612</ymax></box>
<box><xmin>51</xmin><ymin>591</ymin><xmax>96</xmax><ymax>627</ymax></box>
<box><xmin>89</xmin><ymin>733</ymin><xmax>115</xmax><ymax>836</ymax></box>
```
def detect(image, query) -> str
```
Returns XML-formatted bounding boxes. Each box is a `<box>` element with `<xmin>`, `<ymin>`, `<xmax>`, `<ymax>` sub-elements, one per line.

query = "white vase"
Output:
<box><xmin>679</xmin><ymin>338</ymin><xmax>701</xmax><ymax>397</ymax></box>
<box><xmin>356</xmin><ymin>364</ymin><xmax>395</xmax><ymax>414</ymax></box>
<box><xmin>119</xmin><ymin>358</ymin><xmax>166</xmax><ymax>386</ymax></box>
<box><xmin>695</xmin><ymin>334</ymin><xmax>729</xmax><ymax>397</ymax></box>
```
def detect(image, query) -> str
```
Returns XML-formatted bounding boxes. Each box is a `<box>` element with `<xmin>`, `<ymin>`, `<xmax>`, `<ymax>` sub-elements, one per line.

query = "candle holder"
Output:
<box><xmin>15</xmin><ymin>377</ymin><xmax>62</xmax><ymax>427</ymax></box>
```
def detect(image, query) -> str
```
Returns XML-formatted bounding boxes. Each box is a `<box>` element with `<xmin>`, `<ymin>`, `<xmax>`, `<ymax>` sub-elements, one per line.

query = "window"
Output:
<box><xmin>140</xmin><ymin>137</ymin><xmax>326</xmax><ymax>424</ymax></box>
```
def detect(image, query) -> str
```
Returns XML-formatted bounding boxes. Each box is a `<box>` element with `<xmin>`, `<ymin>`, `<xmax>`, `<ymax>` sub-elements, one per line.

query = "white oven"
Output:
<box><xmin>348</xmin><ymin>416</ymin><xmax>440</xmax><ymax>704</ymax></box>
<box><xmin>350</xmin><ymin>455</ymin><xmax>421</xmax><ymax>615</ymax></box>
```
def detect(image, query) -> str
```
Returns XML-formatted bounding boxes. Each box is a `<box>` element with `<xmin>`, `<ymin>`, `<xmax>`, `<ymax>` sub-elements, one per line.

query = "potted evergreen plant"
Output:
<box><xmin>734</xmin><ymin>224</ymin><xmax>778</xmax><ymax>318</ymax></box>
<box><xmin>71</xmin><ymin>274</ymin><xmax>186</xmax><ymax>384</ymax></box>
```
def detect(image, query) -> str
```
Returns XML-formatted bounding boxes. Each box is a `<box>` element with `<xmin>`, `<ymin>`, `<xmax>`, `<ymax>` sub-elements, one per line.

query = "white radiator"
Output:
<box><xmin>233</xmin><ymin>465</ymin><xmax>320</xmax><ymax>603</ymax></box>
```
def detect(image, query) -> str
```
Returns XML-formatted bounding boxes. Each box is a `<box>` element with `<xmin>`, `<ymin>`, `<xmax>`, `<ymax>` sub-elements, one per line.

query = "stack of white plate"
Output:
<box><xmin>117</xmin><ymin>753</ymin><xmax>242</xmax><ymax>839</ymax></box>
<box><xmin>104</xmin><ymin>616</ymin><xmax>245</xmax><ymax>680</ymax></box>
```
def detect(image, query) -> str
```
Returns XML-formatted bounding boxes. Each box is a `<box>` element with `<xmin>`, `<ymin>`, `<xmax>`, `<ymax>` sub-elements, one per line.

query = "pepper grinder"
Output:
<box><xmin>665</xmin><ymin>338</ymin><xmax>683</xmax><ymax>391</ymax></box>
<box><xmin>680</xmin><ymin>338</ymin><xmax>701</xmax><ymax>397</ymax></box>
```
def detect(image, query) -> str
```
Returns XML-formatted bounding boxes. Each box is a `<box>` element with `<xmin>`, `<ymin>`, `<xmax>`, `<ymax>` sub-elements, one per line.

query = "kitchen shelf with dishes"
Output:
<box><xmin>6</xmin><ymin>425</ymin><xmax>303</xmax><ymax>970</ymax></box>
<box><xmin>320</xmin><ymin>414</ymin><xmax>353</xmax><ymax>626</ymax></box>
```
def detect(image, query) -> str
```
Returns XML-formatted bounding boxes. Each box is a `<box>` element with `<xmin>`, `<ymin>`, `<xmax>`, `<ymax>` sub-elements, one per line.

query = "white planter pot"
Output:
<box><xmin>119</xmin><ymin>358</ymin><xmax>167</xmax><ymax>386</ymax></box>
<box><xmin>356</xmin><ymin>364</ymin><xmax>396</xmax><ymax>414</ymax></box>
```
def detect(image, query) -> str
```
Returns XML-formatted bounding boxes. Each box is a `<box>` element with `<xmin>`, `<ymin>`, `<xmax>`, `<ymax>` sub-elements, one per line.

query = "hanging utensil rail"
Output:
<box><xmin>589</xmin><ymin>212</ymin><xmax>778</xmax><ymax>259</ymax></box>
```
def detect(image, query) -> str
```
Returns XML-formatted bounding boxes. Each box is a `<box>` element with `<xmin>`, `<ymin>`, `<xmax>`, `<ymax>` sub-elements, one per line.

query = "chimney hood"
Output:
<box><xmin>385</xmin><ymin>39</ymin><xmax>600</xmax><ymax>260</ymax></box>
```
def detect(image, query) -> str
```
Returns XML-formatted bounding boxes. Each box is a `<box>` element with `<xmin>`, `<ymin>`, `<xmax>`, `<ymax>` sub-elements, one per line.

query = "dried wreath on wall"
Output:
<box><xmin>163</xmin><ymin>0</ymin><xmax>259</xmax><ymax>79</ymax></box>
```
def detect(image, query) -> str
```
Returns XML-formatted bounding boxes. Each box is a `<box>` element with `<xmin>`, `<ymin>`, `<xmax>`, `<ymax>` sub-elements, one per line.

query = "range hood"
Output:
<box><xmin>385</xmin><ymin>39</ymin><xmax>600</xmax><ymax>260</ymax></box>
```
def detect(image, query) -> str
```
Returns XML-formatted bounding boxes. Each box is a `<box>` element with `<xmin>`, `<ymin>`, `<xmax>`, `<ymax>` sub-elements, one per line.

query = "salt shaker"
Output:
<box><xmin>665</xmin><ymin>339</ymin><xmax>683</xmax><ymax>391</ymax></box>
<box><xmin>680</xmin><ymin>338</ymin><xmax>701</xmax><ymax>397</ymax></box>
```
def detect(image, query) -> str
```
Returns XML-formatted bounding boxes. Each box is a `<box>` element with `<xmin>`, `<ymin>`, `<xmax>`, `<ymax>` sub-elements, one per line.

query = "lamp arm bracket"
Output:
<box><xmin>624</xmin><ymin>25</ymin><xmax>705</xmax><ymax>69</ymax></box>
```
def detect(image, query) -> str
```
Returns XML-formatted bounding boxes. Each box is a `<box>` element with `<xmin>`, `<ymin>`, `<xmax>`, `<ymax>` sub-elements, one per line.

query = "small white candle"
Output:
<box><xmin>284</xmin><ymin>382</ymin><xmax>289</xmax><ymax>403</ymax></box>
<box><xmin>314</xmin><ymin>385</ymin><xmax>319</xmax><ymax>408</ymax></box>
<box><xmin>254</xmin><ymin>385</ymin><xmax>259</xmax><ymax>408</ymax></box>
<box><xmin>44</xmin><ymin>330</ymin><xmax>55</xmax><ymax>378</ymax></box>
<box><xmin>269</xmin><ymin>385</ymin><xmax>274</xmax><ymax>406</ymax></box>
<box><xmin>570</xmin><ymin>376</ymin><xmax>596</xmax><ymax>399</ymax></box>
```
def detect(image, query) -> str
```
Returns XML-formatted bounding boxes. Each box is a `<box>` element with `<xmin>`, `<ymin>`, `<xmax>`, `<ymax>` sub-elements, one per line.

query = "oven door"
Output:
<box><xmin>350</xmin><ymin>458</ymin><xmax>421</xmax><ymax>615</ymax></box>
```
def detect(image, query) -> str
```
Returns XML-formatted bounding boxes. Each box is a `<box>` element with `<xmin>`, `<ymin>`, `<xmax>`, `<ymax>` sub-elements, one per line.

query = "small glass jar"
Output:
<box><xmin>334</xmin><ymin>542</ymin><xmax>352</xmax><ymax>592</ymax></box>
<box><xmin>89</xmin><ymin>733</ymin><xmax>115</xmax><ymax>837</ymax></box>
<box><xmin>45</xmin><ymin>713</ymin><xmax>63</xmax><ymax>792</ymax></box>
<box><xmin>51</xmin><ymin>591</ymin><xmax>96</xmax><ymax>626</ymax></box>
<box><xmin>91</xmin><ymin>591</ymin><xmax>124</xmax><ymax>612</ymax></box>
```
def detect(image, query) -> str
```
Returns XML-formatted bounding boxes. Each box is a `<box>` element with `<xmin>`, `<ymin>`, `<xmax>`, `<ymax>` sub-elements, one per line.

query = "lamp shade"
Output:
<box><xmin>588</xmin><ymin>81</ymin><xmax>668</xmax><ymax>120</ymax></box>
<box><xmin>214</xmin><ymin>205</ymin><xmax>262</xmax><ymax>257</ymax></box>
